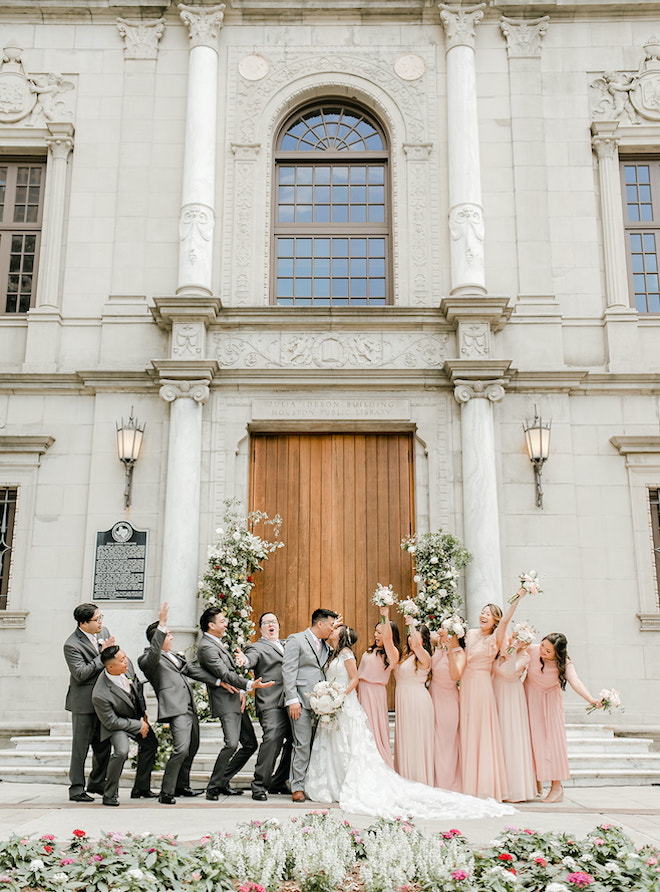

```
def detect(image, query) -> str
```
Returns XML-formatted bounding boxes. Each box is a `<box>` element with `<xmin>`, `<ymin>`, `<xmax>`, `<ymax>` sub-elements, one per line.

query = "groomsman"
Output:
<box><xmin>241</xmin><ymin>612</ymin><xmax>292</xmax><ymax>801</ymax></box>
<box><xmin>138</xmin><ymin>602</ymin><xmax>223</xmax><ymax>804</ymax></box>
<box><xmin>198</xmin><ymin>607</ymin><xmax>273</xmax><ymax>799</ymax></box>
<box><xmin>91</xmin><ymin>646</ymin><xmax>158</xmax><ymax>806</ymax></box>
<box><xmin>63</xmin><ymin>603</ymin><xmax>113</xmax><ymax>801</ymax></box>
<box><xmin>282</xmin><ymin>608</ymin><xmax>338</xmax><ymax>802</ymax></box>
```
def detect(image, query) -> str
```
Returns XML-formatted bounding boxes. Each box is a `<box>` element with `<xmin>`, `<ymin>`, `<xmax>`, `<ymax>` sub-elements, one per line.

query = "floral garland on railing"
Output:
<box><xmin>197</xmin><ymin>498</ymin><xmax>284</xmax><ymax>651</ymax></box>
<box><xmin>401</xmin><ymin>529</ymin><xmax>471</xmax><ymax>630</ymax></box>
<box><xmin>1</xmin><ymin>819</ymin><xmax>658</xmax><ymax>892</ymax></box>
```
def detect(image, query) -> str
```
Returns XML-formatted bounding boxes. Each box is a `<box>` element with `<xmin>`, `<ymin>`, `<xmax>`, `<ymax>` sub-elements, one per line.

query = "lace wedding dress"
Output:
<box><xmin>305</xmin><ymin>651</ymin><xmax>515</xmax><ymax>820</ymax></box>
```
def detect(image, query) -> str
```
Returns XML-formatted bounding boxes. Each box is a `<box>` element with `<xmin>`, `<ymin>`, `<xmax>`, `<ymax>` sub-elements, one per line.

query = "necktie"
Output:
<box><xmin>315</xmin><ymin>638</ymin><xmax>321</xmax><ymax>654</ymax></box>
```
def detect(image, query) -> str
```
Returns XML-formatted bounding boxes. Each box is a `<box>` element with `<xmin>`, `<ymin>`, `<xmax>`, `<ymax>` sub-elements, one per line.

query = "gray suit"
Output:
<box><xmin>138</xmin><ymin>628</ymin><xmax>218</xmax><ymax>797</ymax></box>
<box><xmin>244</xmin><ymin>637</ymin><xmax>292</xmax><ymax>794</ymax></box>
<box><xmin>63</xmin><ymin>626</ymin><xmax>112</xmax><ymax>797</ymax></box>
<box><xmin>91</xmin><ymin>659</ymin><xmax>157</xmax><ymax>803</ymax></box>
<box><xmin>281</xmin><ymin>629</ymin><xmax>330</xmax><ymax>793</ymax></box>
<box><xmin>197</xmin><ymin>633</ymin><xmax>257</xmax><ymax>793</ymax></box>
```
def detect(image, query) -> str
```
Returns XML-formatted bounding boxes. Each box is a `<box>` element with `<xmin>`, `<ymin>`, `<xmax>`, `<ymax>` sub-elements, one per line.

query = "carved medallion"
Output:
<box><xmin>394</xmin><ymin>54</ymin><xmax>426</xmax><ymax>81</ymax></box>
<box><xmin>0</xmin><ymin>43</ymin><xmax>36</xmax><ymax>123</ymax></box>
<box><xmin>239</xmin><ymin>53</ymin><xmax>269</xmax><ymax>81</ymax></box>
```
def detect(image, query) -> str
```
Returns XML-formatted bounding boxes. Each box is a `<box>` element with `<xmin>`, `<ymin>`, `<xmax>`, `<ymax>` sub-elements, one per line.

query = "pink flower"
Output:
<box><xmin>451</xmin><ymin>869</ymin><xmax>469</xmax><ymax>881</ymax></box>
<box><xmin>600</xmin><ymin>823</ymin><xmax>611</xmax><ymax>830</ymax></box>
<box><xmin>504</xmin><ymin>825</ymin><xmax>518</xmax><ymax>832</ymax></box>
<box><xmin>73</xmin><ymin>830</ymin><xmax>86</xmax><ymax>839</ymax></box>
<box><xmin>41</xmin><ymin>835</ymin><xmax>55</xmax><ymax>841</ymax></box>
<box><xmin>59</xmin><ymin>859</ymin><xmax>75</xmax><ymax>866</ymax></box>
<box><xmin>191</xmin><ymin>872</ymin><xmax>201</xmax><ymax>881</ymax></box>
<box><xmin>93</xmin><ymin>854</ymin><xmax>103</xmax><ymax>862</ymax></box>
<box><xmin>647</xmin><ymin>857</ymin><xmax>658</xmax><ymax>866</ymax></box>
<box><xmin>566</xmin><ymin>872</ymin><xmax>595</xmax><ymax>888</ymax></box>
<box><xmin>449</xmin><ymin>828</ymin><xmax>461</xmax><ymax>836</ymax></box>
<box><xmin>523</xmin><ymin>828</ymin><xmax>535</xmax><ymax>835</ymax></box>
<box><xmin>498</xmin><ymin>853</ymin><xmax>514</xmax><ymax>862</ymax></box>
<box><xmin>593</xmin><ymin>837</ymin><xmax>604</xmax><ymax>845</ymax></box>
<box><xmin>534</xmin><ymin>857</ymin><xmax>547</xmax><ymax>866</ymax></box>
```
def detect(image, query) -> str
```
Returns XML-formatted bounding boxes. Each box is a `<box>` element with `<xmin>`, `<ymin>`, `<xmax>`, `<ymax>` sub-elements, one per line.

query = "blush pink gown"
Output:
<box><xmin>493</xmin><ymin>650</ymin><xmax>537</xmax><ymax>802</ymax></box>
<box><xmin>358</xmin><ymin>649</ymin><xmax>394</xmax><ymax>768</ymax></box>
<box><xmin>524</xmin><ymin>644</ymin><xmax>577</xmax><ymax>782</ymax></box>
<box><xmin>429</xmin><ymin>648</ymin><xmax>462</xmax><ymax>792</ymax></box>
<box><xmin>459</xmin><ymin>629</ymin><xmax>508</xmax><ymax>801</ymax></box>
<box><xmin>393</xmin><ymin>654</ymin><xmax>434</xmax><ymax>785</ymax></box>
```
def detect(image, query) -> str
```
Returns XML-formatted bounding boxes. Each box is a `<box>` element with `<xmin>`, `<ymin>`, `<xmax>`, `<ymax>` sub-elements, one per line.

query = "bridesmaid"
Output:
<box><xmin>357</xmin><ymin>607</ymin><xmax>401</xmax><ymax>768</ymax></box>
<box><xmin>393</xmin><ymin>619</ymin><xmax>434</xmax><ymax>785</ymax></box>
<box><xmin>525</xmin><ymin>632</ymin><xmax>600</xmax><ymax>803</ymax></box>
<box><xmin>459</xmin><ymin>590</ymin><xmax>527</xmax><ymax>801</ymax></box>
<box><xmin>429</xmin><ymin>626</ymin><xmax>463</xmax><ymax>792</ymax></box>
<box><xmin>493</xmin><ymin>637</ymin><xmax>537</xmax><ymax>802</ymax></box>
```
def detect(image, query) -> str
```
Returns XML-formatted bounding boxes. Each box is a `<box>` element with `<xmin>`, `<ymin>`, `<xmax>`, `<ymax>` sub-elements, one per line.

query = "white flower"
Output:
<box><xmin>430</xmin><ymin>555</ymin><xmax>438</xmax><ymax>564</ymax></box>
<box><xmin>546</xmin><ymin>885</ymin><xmax>570</xmax><ymax>892</ymax></box>
<box><xmin>408</xmin><ymin>545</ymin><xmax>416</xmax><ymax>554</ymax></box>
<box><xmin>581</xmin><ymin>853</ymin><xmax>593</xmax><ymax>862</ymax></box>
<box><xmin>208</xmin><ymin>850</ymin><xmax>224</xmax><ymax>862</ymax></box>
<box><xmin>603</xmin><ymin>862</ymin><xmax>621</xmax><ymax>873</ymax></box>
<box><xmin>28</xmin><ymin>860</ymin><xmax>44</xmax><ymax>872</ymax></box>
<box><xmin>240</xmin><ymin>609</ymin><xmax>248</xmax><ymax>618</ymax></box>
<box><xmin>233</xmin><ymin>532</ymin><xmax>241</xmax><ymax>541</ymax></box>
<box><xmin>53</xmin><ymin>873</ymin><xmax>68</xmax><ymax>883</ymax></box>
<box><xmin>413</xmin><ymin>575</ymin><xmax>421</xmax><ymax>583</ymax></box>
<box><xmin>127</xmin><ymin>868</ymin><xmax>144</xmax><ymax>880</ymax></box>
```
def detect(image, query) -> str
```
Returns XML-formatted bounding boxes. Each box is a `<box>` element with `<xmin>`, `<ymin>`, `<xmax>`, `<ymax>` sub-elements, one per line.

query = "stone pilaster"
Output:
<box><xmin>116</xmin><ymin>18</ymin><xmax>165</xmax><ymax>60</ymax></box>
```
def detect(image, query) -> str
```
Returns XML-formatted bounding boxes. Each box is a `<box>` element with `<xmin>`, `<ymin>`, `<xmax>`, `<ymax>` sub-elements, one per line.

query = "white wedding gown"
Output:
<box><xmin>305</xmin><ymin>651</ymin><xmax>515</xmax><ymax>820</ymax></box>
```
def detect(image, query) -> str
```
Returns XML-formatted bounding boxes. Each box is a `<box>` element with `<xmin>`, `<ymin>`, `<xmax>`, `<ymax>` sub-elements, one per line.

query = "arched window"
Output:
<box><xmin>273</xmin><ymin>103</ymin><xmax>390</xmax><ymax>306</ymax></box>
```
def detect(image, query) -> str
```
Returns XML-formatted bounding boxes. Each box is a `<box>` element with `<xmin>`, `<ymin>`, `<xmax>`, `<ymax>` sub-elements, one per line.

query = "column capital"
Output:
<box><xmin>159</xmin><ymin>378</ymin><xmax>210</xmax><ymax>404</ymax></box>
<box><xmin>403</xmin><ymin>143</ymin><xmax>433</xmax><ymax>161</ymax></box>
<box><xmin>591</xmin><ymin>122</ymin><xmax>620</xmax><ymax>161</ymax></box>
<box><xmin>500</xmin><ymin>16</ymin><xmax>549</xmax><ymax>59</ymax></box>
<box><xmin>178</xmin><ymin>3</ymin><xmax>225</xmax><ymax>50</ymax></box>
<box><xmin>438</xmin><ymin>4</ymin><xmax>485</xmax><ymax>51</ymax></box>
<box><xmin>453</xmin><ymin>379</ymin><xmax>506</xmax><ymax>404</ymax></box>
<box><xmin>444</xmin><ymin>358</ymin><xmax>512</xmax><ymax>403</ymax></box>
<box><xmin>116</xmin><ymin>17</ymin><xmax>166</xmax><ymax>60</ymax></box>
<box><xmin>153</xmin><ymin>358</ymin><xmax>219</xmax><ymax>404</ymax></box>
<box><xmin>45</xmin><ymin>122</ymin><xmax>74</xmax><ymax>161</ymax></box>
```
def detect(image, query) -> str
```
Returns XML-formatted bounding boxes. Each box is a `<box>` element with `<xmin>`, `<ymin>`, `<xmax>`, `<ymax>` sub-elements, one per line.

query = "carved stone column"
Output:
<box><xmin>403</xmin><ymin>143</ymin><xmax>433</xmax><ymax>305</ymax></box>
<box><xmin>439</xmin><ymin>4</ymin><xmax>486</xmax><ymax>294</ymax></box>
<box><xmin>177</xmin><ymin>4</ymin><xmax>225</xmax><ymax>296</ymax></box>
<box><xmin>445</xmin><ymin>360</ymin><xmax>510</xmax><ymax>623</ymax></box>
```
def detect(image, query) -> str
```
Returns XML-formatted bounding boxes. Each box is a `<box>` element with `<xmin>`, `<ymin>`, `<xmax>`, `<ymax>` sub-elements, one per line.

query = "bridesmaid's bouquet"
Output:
<box><xmin>307</xmin><ymin>680</ymin><xmax>346</xmax><ymax>729</ymax></box>
<box><xmin>586</xmin><ymin>688</ymin><xmax>622</xmax><ymax>715</ymax></box>
<box><xmin>441</xmin><ymin>615</ymin><xmax>466</xmax><ymax>640</ymax></box>
<box><xmin>372</xmin><ymin>583</ymin><xmax>397</xmax><ymax>622</ymax></box>
<box><xmin>397</xmin><ymin>598</ymin><xmax>419</xmax><ymax>635</ymax></box>
<box><xmin>507</xmin><ymin>621</ymin><xmax>536</xmax><ymax>654</ymax></box>
<box><xmin>508</xmin><ymin>570</ymin><xmax>542</xmax><ymax>603</ymax></box>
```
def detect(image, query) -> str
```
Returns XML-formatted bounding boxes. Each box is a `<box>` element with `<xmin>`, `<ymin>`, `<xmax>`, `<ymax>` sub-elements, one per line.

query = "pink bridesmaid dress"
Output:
<box><xmin>358</xmin><ymin>649</ymin><xmax>394</xmax><ymax>768</ymax></box>
<box><xmin>459</xmin><ymin>629</ymin><xmax>508</xmax><ymax>801</ymax></box>
<box><xmin>393</xmin><ymin>655</ymin><xmax>434</xmax><ymax>785</ymax></box>
<box><xmin>524</xmin><ymin>643</ymin><xmax>577</xmax><ymax>782</ymax></box>
<box><xmin>493</xmin><ymin>650</ymin><xmax>537</xmax><ymax>802</ymax></box>
<box><xmin>429</xmin><ymin>648</ymin><xmax>462</xmax><ymax>792</ymax></box>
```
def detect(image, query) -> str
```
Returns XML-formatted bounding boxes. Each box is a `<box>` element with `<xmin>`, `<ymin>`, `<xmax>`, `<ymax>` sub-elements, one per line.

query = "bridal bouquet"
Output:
<box><xmin>507</xmin><ymin>621</ymin><xmax>536</xmax><ymax>654</ymax></box>
<box><xmin>441</xmin><ymin>615</ymin><xmax>466</xmax><ymax>639</ymax></box>
<box><xmin>587</xmin><ymin>688</ymin><xmax>622</xmax><ymax>715</ymax></box>
<box><xmin>372</xmin><ymin>583</ymin><xmax>397</xmax><ymax>622</ymax></box>
<box><xmin>508</xmin><ymin>570</ymin><xmax>542</xmax><ymax>604</ymax></box>
<box><xmin>397</xmin><ymin>598</ymin><xmax>419</xmax><ymax>636</ymax></box>
<box><xmin>307</xmin><ymin>680</ymin><xmax>346</xmax><ymax>729</ymax></box>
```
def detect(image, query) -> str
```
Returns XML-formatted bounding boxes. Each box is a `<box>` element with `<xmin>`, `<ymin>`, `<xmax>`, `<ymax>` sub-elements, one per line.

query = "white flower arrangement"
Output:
<box><xmin>397</xmin><ymin>598</ymin><xmax>419</xmax><ymax>618</ymax></box>
<box><xmin>401</xmin><ymin>529</ymin><xmax>470</xmax><ymax>629</ymax></box>
<box><xmin>372</xmin><ymin>583</ymin><xmax>397</xmax><ymax>608</ymax></box>
<box><xmin>441</xmin><ymin>614</ymin><xmax>466</xmax><ymax>639</ymax></box>
<box><xmin>507</xmin><ymin>621</ymin><xmax>536</xmax><ymax>654</ymax></box>
<box><xmin>307</xmin><ymin>680</ymin><xmax>346</xmax><ymax>729</ymax></box>
<box><xmin>509</xmin><ymin>570</ymin><xmax>542</xmax><ymax>603</ymax></box>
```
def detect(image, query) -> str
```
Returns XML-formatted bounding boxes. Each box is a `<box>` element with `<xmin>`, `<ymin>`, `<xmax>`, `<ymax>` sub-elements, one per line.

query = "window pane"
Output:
<box><xmin>0</xmin><ymin>487</ymin><xmax>18</xmax><ymax>609</ymax></box>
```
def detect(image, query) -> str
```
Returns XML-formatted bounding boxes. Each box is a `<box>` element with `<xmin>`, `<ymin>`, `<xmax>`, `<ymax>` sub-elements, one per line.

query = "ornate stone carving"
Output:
<box><xmin>500</xmin><ymin>16</ymin><xmax>549</xmax><ymax>59</ymax></box>
<box><xmin>630</xmin><ymin>37</ymin><xmax>660</xmax><ymax>121</ymax></box>
<box><xmin>159</xmin><ymin>379</ymin><xmax>210</xmax><ymax>404</ymax></box>
<box><xmin>45</xmin><ymin>133</ymin><xmax>73</xmax><ymax>161</ymax></box>
<box><xmin>213</xmin><ymin>331</ymin><xmax>449</xmax><ymax>369</ymax></box>
<box><xmin>448</xmin><ymin>202</ymin><xmax>485</xmax><ymax>289</ymax></box>
<box><xmin>403</xmin><ymin>143</ymin><xmax>433</xmax><ymax>306</ymax></box>
<box><xmin>459</xmin><ymin>322</ymin><xmax>490</xmax><ymax>359</ymax></box>
<box><xmin>438</xmin><ymin>4</ymin><xmax>485</xmax><ymax>52</ymax></box>
<box><xmin>0</xmin><ymin>42</ymin><xmax>74</xmax><ymax>127</ymax></box>
<box><xmin>239</xmin><ymin>53</ymin><xmax>269</xmax><ymax>81</ymax></box>
<box><xmin>453</xmin><ymin>379</ymin><xmax>505</xmax><ymax>404</ymax></box>
<box><xmin>230</xmin><ymin>144</ymin><xmax>260</xmax><ymax>304</ymax></box>
<box><xmin>179</xmin><ymin>202</ymin><xmax>215</xmax><ymax>269</ymax></box>
<box><xmin>590</xmin><ymin>36</ymin><xmax>660</xmax><ymax>124</ymax></box>
<box><xmin>592</xmin><ymin>133</ymin><xmax>619</xmax><ymax>161</ymax></box>
<box><xmin>179</xmin><ymin>4</ymin><xmax>225</xmax><ymax>50</ymax></box>
<box><xmin>116</xmin><ymin>18</ymin><xmax>166</xmax><ymax>60</ymax></box>
<box><xmin>172</xmin><ymin>322</ymin><xmax>204</xmax><ymax>359</ymax></box>
<box><xmin>591</xmin><ymin>71</ymin><xmax>636</xmax><ymax>123</ymax></box>
<box><xmin>394</xmin><ymin>54</ymin><xmax>426</xmax><ymax>81</ymax></box>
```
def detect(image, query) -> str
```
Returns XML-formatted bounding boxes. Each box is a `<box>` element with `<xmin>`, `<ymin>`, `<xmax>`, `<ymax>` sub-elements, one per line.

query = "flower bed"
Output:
<box><xmin>0</xmin><ymin>816</ymin><xmax>658</xmax><ymax>892</ymax></box>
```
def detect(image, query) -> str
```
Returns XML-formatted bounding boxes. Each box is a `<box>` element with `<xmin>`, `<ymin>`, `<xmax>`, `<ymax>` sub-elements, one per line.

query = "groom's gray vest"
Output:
<box><xmin>282</xmin><ymin>629</ymin><xmax>329</xmax><ymax>708</ymax></box>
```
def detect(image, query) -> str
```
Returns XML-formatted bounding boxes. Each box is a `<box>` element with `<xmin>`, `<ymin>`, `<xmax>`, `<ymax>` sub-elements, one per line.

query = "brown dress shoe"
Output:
<box><xmin>291</xmin><ymin>790</ymin><xmax>306</xmax><ymax>802</ymax></box>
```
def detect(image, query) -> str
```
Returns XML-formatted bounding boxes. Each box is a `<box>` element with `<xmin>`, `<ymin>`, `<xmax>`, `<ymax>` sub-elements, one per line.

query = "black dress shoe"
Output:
<box><xmin>252</xmin><ymin>790</ymin><xmax>267</xmax><ymax>801</ymax></box>
<box><xmin>102</xmin><ymin>798</ymin><xmax>120</xmax><ymax>807</ymax></box>
<box><xmin>86</xmin><ymin>786</ymin><xmax>105</xmax><ymax>795</ymax></box>
<box><xmin>218</xmin><ymin>786</ymin><xmax>244</xmax><ymax>796</ymax></box>
<box><xmin>69</xmin><ymin>792</ymin><xmax>94</xmax><ymax>803</ymax></box>
<box><xmin>205</xmin><ymin>790</ymin><xmax>219</xmax><ymax>801</ymax></box>
<box><xmin>174</xmin><ymin>787</ymin><xmax>204</xmax><ymax>797</ymax></box>
<box><xmin>130</xmin><ymin>789</ymin><xmax>157</xmax><ymax>799</ymax></box>
<box><xmin>158</xmin><ymin>793</ymin><xmax>176</xmax><ymax>805</ymax></box>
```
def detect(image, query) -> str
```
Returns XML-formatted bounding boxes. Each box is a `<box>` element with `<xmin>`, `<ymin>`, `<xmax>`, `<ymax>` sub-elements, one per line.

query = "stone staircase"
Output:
<box><xmin>1</xmin><ymin>720</ymin><xmax>659</xmax><ymax>789</ymax></box>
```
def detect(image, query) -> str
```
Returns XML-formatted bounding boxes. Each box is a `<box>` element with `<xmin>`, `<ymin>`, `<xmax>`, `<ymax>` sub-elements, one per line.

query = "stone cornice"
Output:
<box><xmin>444</xmin><ymin>358</ymin><xmax>512</xmax><ymax>383</ymax></box>
<box><xmin>150</xmin><ymin>296</ymin><xmax>223</xmax><ymax>330</ymax></box>
<box><xmin>440</xmin><ymin>295</ymin><xmax>512</xmax><ymax>332</ymax></box>
<box><xmin>610</xmin><ymin>436</ymin><xmax>660</xmax><ymax>455</ymax></box>
<box><xmin>212</xmin><ymin>307</ymin><xmax>453</xmax><ymax>332</ymax></box>
<box><xmin>0</xmin><ymin>436</ymin><xmax>54</xmax><ymax>455</ymax></box>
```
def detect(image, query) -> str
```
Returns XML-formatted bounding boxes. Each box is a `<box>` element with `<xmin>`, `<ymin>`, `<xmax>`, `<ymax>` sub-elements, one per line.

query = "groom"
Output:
<box><xmin>282</xmin><ymin>608</ymin><xmax>338</xmax><ymax>801</ymax></box>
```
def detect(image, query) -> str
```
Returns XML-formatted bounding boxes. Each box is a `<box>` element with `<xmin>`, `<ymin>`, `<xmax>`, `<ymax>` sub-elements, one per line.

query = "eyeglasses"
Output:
<box><xmin>261</xmin><ymin>619</ymin><xmax>279</xmax><ymax>626</ymax></box>
<box><xmin>92</xmin><ymin>614</ymin><xmax>103</xmax><ymax>621</ymax></box>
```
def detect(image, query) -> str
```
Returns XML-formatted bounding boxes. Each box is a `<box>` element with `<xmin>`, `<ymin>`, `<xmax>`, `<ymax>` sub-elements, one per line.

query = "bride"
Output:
<box><xmin>305</xmin><ymin>625</ymin><xmax>515</xmax><ymax>820</ymax></box>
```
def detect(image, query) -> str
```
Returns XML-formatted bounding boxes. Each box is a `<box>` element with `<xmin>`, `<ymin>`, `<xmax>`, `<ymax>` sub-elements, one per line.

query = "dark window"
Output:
<box><xmin>621</xmin><ymin>159</ymin><xmax>660</xmax><ymax>313</ymax></box>
<box><xmin>0</xmin><ymin>487</ymin><xmax>17</xmax><ymax>609</ymax></box>
<box><xmin>0</xmin><ymin>161</ymin><xmax>45</xmax><ymax>314</ymax></box>
<box><xmin>649</xmin><ymin>488</ymin><xmax>660</xmax><ymax>609</ymax></box>
<box><xmin>273</xmin><ymin>104</ymin><xmax>390</xmax><ymax>306</ymax></box>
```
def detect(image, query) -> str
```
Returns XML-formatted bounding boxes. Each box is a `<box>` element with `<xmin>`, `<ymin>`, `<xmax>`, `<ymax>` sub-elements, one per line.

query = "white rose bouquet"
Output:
<box><xmin>372</xmin><ymin>583</ymin><xmax>397</xmax><ymax>623</ymax></box>
<box><xmin>307</xmin><ymin>680</ymin><xmax>346</xmax><ymax>729</ymax></box>
<box><xmin>587</xmin><ymin>688</ymin><xmax>622</xmax><ymax>715</ymax></box>
<box><xmin>508</xmin><ymin>621</ymin><xmax>536</xmax><ymax>654</ymax></box>
<box><xmin>441</xmin><ymin>615</ymin><xmax>466</xmax><ymax>640</ymax></box>
<box><xmin>508</xmin><ymin>570</ymin><xmax>542</xmax><ymax>604</ymax></box>
<box><xmin>397</xmin><ymin>598</ymin><xmax>419</xmax><ymax>635</ymax></box>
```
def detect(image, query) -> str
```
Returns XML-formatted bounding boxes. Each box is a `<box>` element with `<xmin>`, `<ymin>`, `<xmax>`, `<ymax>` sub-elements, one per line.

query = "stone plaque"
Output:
<box><xmin>252</xmin><ymin>398</ymin><xmax>411</xmax><ymax>421</ymax></box>
<box><xmin>93</xmin><ymin>521</ymin><xmax>147</xmax><ymax>601</ymax></box>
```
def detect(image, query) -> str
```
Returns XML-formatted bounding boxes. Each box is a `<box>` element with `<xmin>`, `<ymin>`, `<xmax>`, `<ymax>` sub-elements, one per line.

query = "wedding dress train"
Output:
<box><xmin>305</xmin><ymin>652</ymin><xmax>515</xmax><ymax>820</ymax></box>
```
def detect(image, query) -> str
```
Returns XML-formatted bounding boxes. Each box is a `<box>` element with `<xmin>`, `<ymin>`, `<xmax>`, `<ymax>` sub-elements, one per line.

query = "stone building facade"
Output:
<box><xmin>0</xmin><ymin>0</ymin><xmax>659</xmax><ymax>727</ymax></box>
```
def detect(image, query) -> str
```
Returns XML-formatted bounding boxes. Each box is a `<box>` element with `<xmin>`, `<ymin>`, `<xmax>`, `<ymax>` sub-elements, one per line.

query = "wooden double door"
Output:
<box><xmin>249</xmin><ymin>432</ymin><xmax>415</xmax><ymax>671</ymax></box>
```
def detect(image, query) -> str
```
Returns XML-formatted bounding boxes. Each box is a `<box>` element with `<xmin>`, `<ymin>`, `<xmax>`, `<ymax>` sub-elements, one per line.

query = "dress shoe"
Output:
<box><xmin>69</xmin><ymin>792</ymin><xmax>94</xmax><ymax>803</ymax></box>
<box><xmin>158</xmin><ymin>793</ymin><xmax>176</xmax><ymax>805</ymax></box>
<box><xmin>206</xmin><ymin>790</ymin><xmax>219</xmax><ymax>800</ymax></box>
<box><xmin>291</xmin><ymin>790</ymin><xmax>306</xmax><ymax>802</ymax></box>
<box><xmin>174</xmin><ymin>787</ymin><xmax>204</xmax><ymax>797</ymax></box>
<box><xmin>130</xmin><ymin>789</ymin><xmax>156</xmax><ymax>799</ymax></box>
<box><xmin>218</xmin><ymin>786</ymin><xmax>244</xmax><ymax>796</ymax></box>
<box><xmin>252</xmin><ymin>790</ymin><xmax>267</xmax><ymax>801</ymax></box>
<box><xmin>86</xmin><ymin>786</ymin><xmax>105</xmax><ymax>795</ymax></box>
<box><xmin>102</xmin><ymin>798</ymin><xmax>120</xmax><ymax>807</ymax></box>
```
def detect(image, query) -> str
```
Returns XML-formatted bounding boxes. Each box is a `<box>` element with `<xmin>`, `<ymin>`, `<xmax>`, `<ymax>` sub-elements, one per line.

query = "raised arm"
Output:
<box><xmin>495</xmin><ymin>588</ymin><xmax>527</xmax><ymax>649</ymax></box>
<box><xmin>379</xmin><ymin>608</ymin><xmax>400</xmax><ymax>669</ymax></box>
<box><xmin>405</xmin><ymin>619</ymin><xmax>430</xmax><ymax>670</ymax></box>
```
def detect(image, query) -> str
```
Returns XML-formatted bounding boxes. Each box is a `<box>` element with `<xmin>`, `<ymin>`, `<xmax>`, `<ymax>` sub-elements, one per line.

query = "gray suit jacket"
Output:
<box><xmin>138</xmin><ymin>628</ymin><xmax>218</xmax><ymax>722</ymax></box>
<box><xmin>91</xmin><ymin>658</ymin><xmax>146</xmax><ymax>742</ymax></box>
<box><xmin>197</xmin><ymin>634</ymin><xmax>248</xmax><ymax>719</ymax></box>
<box><xmin>64</xmin><ymin>626</ymin><xmax>112</xmax><ymax>714</ymax></box>
<box><xmin>282</xmin><ymin>629</ymin><xmax>329</xmax><ymax>709</ymax></box>
<box><xmin>244</xmin><ymin>637</ymin><xmax>286</xmax><ymax>715</ymax></box>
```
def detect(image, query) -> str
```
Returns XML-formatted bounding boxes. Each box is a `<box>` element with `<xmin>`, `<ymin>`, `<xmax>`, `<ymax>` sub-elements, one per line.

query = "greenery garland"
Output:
<box><xmin>401</xmin><ymin>529</ymin><xmax>471</xmax><ymax>630</ymax></box>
